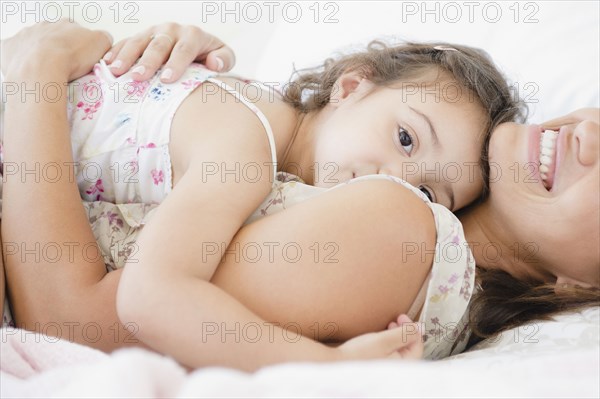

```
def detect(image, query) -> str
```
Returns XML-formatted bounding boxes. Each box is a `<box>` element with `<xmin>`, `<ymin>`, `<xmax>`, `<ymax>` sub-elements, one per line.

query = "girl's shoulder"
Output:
<box><xmin>171</xmin><ymin>64</ymin><xmax>296</xmax><ymax>188</ymax></box>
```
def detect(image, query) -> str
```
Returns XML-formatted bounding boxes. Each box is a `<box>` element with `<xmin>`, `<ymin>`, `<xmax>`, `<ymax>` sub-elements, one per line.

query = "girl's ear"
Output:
<box><xmin>329</xmin><ymin>70</ymin><xmax>375</xmax><ymax>107</ymax></box>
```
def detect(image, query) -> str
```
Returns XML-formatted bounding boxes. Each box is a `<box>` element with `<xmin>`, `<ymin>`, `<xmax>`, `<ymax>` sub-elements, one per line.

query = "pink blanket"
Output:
<box><xmin>2</xmin><ymin>327</ymin><xmax>598</xmax><ymax>398</ymax></box>
<box><xmin>1</xmin><ymin>328</ymin><xmax>187</xmax><ymax>397</ymax></box>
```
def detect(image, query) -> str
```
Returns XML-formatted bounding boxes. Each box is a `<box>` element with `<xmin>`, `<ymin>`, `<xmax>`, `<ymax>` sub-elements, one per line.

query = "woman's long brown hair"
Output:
<box><xmin>467</xmin><ymin>267</ymin><xmax>600</xmax><ymax>347</ymax></box>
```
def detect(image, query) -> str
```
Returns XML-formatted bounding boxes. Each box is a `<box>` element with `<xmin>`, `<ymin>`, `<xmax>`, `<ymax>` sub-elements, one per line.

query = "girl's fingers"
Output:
<box><xmin>390</xmin><ymin>323</ymin><xmax>423</xmax><ymax>359</ymax></box>
<box><xmin>385</xmin><ymin>314</ymin><xmax>423</xmax><ymax>359</ymax></box>
<box><xmin>388</xmin><ymin>314</ymin><xmax>414</xmax><ymax>330</ymax></box>
<box><xmin>397</xmin><ymin>314</ymin><xmax>413</xmax><ymax>325</ymax></box>
<box><xmin>382</xmin><ymin>322</ymin><xmax>421</xmax><ymax>349</ymax></box>
<box><xmin>397</xmin><ymin>333</ymin><xmax>424</xmax><ymax>359</ymax></box>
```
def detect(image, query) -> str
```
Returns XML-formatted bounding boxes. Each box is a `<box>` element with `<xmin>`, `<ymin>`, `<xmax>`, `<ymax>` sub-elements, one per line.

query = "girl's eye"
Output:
<box><xmin>398</xmin><ymin>127</ymin><xmax>414</xmax><ymax>155</ymax></box>
<box><xmin>419</xmin><ymin>186</ymin><xmax>434</xmax><ymax>202</ymax></box>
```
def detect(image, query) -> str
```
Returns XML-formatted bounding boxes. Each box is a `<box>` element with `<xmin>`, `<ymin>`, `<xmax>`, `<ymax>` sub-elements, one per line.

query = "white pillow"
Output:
<box><xmin>446</xmin><ymin>306</ymin><xmax>600</xmax><ymax>362</ymax></box>
<box><xmin>254</xmin><ymin>1</ymin><xmax>599</xmax><ymax>123</ymax></box>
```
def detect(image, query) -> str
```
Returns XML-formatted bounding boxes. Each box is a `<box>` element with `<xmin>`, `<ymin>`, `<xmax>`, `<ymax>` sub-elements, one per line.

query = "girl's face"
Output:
<box><xmin>485</xmin><ymin>109</ymin><xmax>600</xmax><ymax>288</ymax></box>
<box><xmin>310</xmin><ymin>70</ymin><xmax>487</xmax><ymax>211</ymax></box>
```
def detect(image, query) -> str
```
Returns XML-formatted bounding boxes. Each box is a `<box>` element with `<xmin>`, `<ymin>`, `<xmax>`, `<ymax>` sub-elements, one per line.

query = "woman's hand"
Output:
<box><xmin>102</xmin><ymin>23</ymin><xmax>236</xmax><ymax>83</ymax></box>
<box><xmin>337</xmin><ymin>315</ymin><xmax>424</xmax><ymax>361</ymax></box>
<box><xmin>1</xmin><ymin>19</ymin><xmax>112</xmax><ymax>81</ymax></box>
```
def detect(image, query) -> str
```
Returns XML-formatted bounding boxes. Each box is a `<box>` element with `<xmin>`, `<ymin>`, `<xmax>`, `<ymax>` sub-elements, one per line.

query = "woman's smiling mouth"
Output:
<box><xmin>539</xmin><ymin>129</ymin><xmax>558</xmax><ymax>190</ymax></box>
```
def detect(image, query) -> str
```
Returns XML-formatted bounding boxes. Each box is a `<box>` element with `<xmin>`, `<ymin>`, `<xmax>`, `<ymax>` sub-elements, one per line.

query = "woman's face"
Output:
<box><xmin>486</xmin><ymin>108</ymin><xmax>600</xmax><ymax>287</ymax></box>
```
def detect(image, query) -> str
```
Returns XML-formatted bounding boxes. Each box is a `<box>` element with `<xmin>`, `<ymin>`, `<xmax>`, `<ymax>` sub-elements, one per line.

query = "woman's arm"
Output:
<box><xmin>1</xmin><ymin>21</ymin><xmax>143</xmax><ymax>350</ymax></box>
<box><xmin>1</xmin><ymin>20</ymin><xmax>234</xmax><ymax>350</ymax></box>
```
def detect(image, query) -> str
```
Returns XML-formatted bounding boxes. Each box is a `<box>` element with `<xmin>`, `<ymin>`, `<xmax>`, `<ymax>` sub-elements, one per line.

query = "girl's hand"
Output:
<box><xmin>337</xmin><ymin>315</ymin><xmax>424</xmax><ymax>361</ymax></box>
<box><xmin>1</xmin><ymin>19</ymin><xmax>112</xmax><ymax>81</ymax></box>
<box><xmin>102</xmin><ymin>23</ymin><xmax>236</xmax><ymax>83</ymax></box>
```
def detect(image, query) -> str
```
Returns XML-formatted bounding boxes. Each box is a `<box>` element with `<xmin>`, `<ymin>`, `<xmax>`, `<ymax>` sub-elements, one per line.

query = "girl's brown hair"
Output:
<box><xmin>282</xmin><ymin>39</ymin><xmax>527</xmax><ymax>197</ymax></box>
<box><xmin>467</xmin><ymin>267</ymin><xmax>600</xmax><ymax>347</ymax></box>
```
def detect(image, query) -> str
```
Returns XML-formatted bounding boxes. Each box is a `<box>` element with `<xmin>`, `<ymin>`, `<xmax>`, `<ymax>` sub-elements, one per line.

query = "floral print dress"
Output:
<box><xmin>0</xmin><ymin>62</ymin><xmax>474</xmax><ymax>359</ymax></box>
<box><xmin>0</xmin><ymin>171</ymin><xmax>475</xmax><ymax>359</ymax></box>
<box><xmin>66</xmin><ymin>59</ymin><xmax>278</xmax><ymax>205</ymax></box>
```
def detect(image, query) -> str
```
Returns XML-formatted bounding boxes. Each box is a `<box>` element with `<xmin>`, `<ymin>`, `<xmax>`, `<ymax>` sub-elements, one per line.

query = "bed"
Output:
<box><xmin>1</xmin><ymin>1</ymin><xmax>598</xmax><ymax>397</ymax></box>
<box><xmin>1</xmin><ymin>307</ymin><xmax>598</xmax><ymax>397</ymax></box>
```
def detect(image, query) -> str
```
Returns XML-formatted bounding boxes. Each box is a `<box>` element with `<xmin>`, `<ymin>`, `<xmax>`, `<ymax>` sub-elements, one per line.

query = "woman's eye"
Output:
<box><xmin>398</xmin><ymin>127</ymin><xmax>414</xmax><ymax>155</ymax></box>
<box><xmin>419</xmin><ymin>186</ymin><xmax>434</xmax><ymax>202</ymax></box>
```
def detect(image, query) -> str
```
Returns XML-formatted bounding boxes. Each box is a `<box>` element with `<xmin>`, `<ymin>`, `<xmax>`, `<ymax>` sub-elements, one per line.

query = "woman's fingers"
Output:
<box><xmin>203</xmin><ymin>44</ymin><xmax>236</xmax><ymax>74</ymax></box>
<box><xmin>98</xmin><ymin>30</ymin><xmax>114</xmax><ymax>49</ymax></box>
<box><xmin>102</xmin><ymin>23</ymin><xmax>236</xmax><ymax>83</ymax></box>
<box><xmin>102</xmin><ymin>37</ymin><xmax>127</xmax><ymax>64</ymax></box>
<box><xmin>160</xmin><ymin>26</ymin><xmax>235</xmax><ymax>82</ymax></box>
<box><xmin>106</xmin><ymin>32</ymin><xmax>157</xmax><ymax>77</ymax></box>
<box><xmin>158</xmin><ymin>26</ymin><xmax>213</xmax><ymax>82</ymax></box>
<box><xmin>1</xmin><ymin>19</ymin><xmax>113</xmax><ymax>81</ymax></box>
<box><xmin>130</xmin><ymin>33</ymin><xmax>176</xmax><ymax>80</ymax></box>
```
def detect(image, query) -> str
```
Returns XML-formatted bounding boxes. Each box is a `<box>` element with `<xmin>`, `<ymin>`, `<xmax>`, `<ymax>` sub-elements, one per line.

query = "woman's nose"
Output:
<box><xmin>573</xmin><ymin>120</ymin><xmax>599</xmax><ymax>166</ymax></box>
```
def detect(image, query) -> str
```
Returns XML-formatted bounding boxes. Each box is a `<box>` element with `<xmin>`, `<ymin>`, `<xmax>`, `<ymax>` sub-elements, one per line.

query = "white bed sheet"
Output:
<box><xmin>2</xmin><ymin>307</ymin><xmax>598</xmax><ymax>398</ymax></box>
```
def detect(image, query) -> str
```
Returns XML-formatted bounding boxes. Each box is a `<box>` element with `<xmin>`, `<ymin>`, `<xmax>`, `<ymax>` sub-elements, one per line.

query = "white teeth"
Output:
<box><xmin>539</xmin><ymin>129</ymin><xmax>558</xmax><ymax>188</ymax></box>
<box><xmin>542</xmin><ymin>138</ymin><xmax>556</xmax><ymax>148</ymax></box>
<box><xmin>541</xmin><ymin>146</ymin><xmax>554</xmax><ymax>156</ymax></box>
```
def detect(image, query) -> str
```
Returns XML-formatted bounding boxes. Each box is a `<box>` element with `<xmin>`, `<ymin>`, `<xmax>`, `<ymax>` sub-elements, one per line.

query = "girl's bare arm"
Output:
<box><xmin>2</xmin><ymin>21</ymin><xmax>427</xmax><ymax>369</ymax></box>
<box><xmin>210</xmin><ymin>178</ymin><xmax>435</xmax><ymax>342</ymax></box>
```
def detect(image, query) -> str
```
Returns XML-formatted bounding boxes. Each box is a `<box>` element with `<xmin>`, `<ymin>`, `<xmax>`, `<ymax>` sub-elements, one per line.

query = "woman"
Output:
<box><xmin>2</xmin><ymin>21</ymin><xmax>598</xmax><ymax>371</ymax></box>
<box><xmin>461</xmin><ymin>107</ymin><xmax>600</xmax><ymax>344</ymax></box>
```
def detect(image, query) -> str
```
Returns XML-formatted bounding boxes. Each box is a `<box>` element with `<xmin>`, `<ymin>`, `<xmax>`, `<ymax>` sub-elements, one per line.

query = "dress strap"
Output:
<box><xmin>206</xmin><ymin>77</ymin><xmax>278</xmax><ymax>186</ymax></box>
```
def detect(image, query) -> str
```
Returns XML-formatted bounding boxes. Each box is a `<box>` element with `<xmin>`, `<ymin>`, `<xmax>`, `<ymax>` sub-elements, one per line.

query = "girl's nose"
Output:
<box><xmin>573</xmin><ymin>120</ymin><xmax>599</xmax><ymax>166</ymax></box>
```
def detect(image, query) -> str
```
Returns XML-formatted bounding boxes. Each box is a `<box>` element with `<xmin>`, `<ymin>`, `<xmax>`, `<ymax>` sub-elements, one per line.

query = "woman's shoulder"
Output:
<box><xmin>326</xmin><ymin>174</ymin><xmax>477</xmax><ymax>359</ymax></box>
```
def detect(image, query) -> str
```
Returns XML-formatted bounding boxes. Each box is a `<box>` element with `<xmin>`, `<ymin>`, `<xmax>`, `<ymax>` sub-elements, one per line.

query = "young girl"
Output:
<box><xmin>1</xmin><ymin>21</ymin><xmax>525</xmax><ymax>370</ymax></box>
<box><xmin>66</xmin><ymin>40</ymin><xmax>513</xmax><ymax>211</ymax></box>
